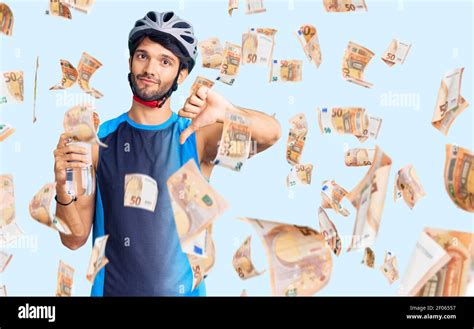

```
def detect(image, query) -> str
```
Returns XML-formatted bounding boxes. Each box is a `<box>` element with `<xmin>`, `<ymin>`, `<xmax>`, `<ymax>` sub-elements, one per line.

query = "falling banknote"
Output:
<box><xmin>232</xmin><ymin>235</ymin><xmax>265</xmax><ymax>280</ymax></box>
<box><xmin>323</xmin><ymin>0</ymin><xmax>367</xmax><ymax>12</ymax></box>
<box><xmin>56</xmin><ymin>260</ymin><xmax>75</xmax><ymax>297</ymax></box>
<box><xmin>270</xmin><ymin>60</ymin><xmax>302</xmax><ymax>83</ymax></box>
<box><xmin>347</xmin><ymin>146</ymin><xmax>392</xmax><ymax>251</ymax></box>
<box><xmin>342</xmin><ymin>41</ymin><xmax>374</xmax><ymax>88</ymax></box>
<box><xmin>213</xmin><ymin>111</ymin><xmax>252</xmax><ymax>171</ymax></box>
<box><xmin>240</xmin><ymin>217</ymin><xmax>333</xmax><ymax>296</ymax></box>
<box><xmin>432</xmin><ymin>68</ymin><xmax>469</xmax><ymax>135</ymax></box>
<box><xmin>318</xmin><ymin>207</ymin><xmax>342</xmax><ymax>256</ymax></box>
<box><xmin>187</xmin><ymin>225</ymin><xmax>216</xmax><ymax>291</ymax></box>
<box><xmin>0</xmin><ymin>174</ymin><xmax>24</xmax><ymax>244</ymax></box>
<box><xmin>167</xmin><ymin>159</ymin><xmax>229</xmax><ymax>255</ymax></box>
<box><xmin>318</xmin><ymin>107</ymin><xmax>382</xmax><ymax>142</ymax></box>
<box><xmin>394</xmin><ymin>164</ymin><xmax>426</xmax><ymax>209</ymax></box>
<box><xmin>0</xmin><ymin>3</ymin><xmax>13</xmax><ymax>36</ymax></box>
<box><xmin>321</xmin><ymin>180</ymin><xmax>350</xmax><ymax>217</ymax></box>
<box><xmin>229</xmin><ymin>0</ymin><xmax>266</xmax><ymax>15</ymax></box>
<box><xmin>381</xmin><ymin>39</ymin><xmax>411</xmax><ymax>67</ymax></box>
<box><xmin>296</xmin><ymin>24</ymin><xmax>322</xmax><ymax>68</ymax></box>
<box><xmin>190</xmin><ymin>75</ymin><xmax>214</xmax><ymax>96</ymax></box>
<box><xmin>86</xmin><ymin>235</ymin><xmax>109</xmax><ymax>283</ymax></box>
<box><xmin>399</xmin><ymin>228</ymin><xmax>473</xmax><ymax>296</ymax></box>
<box><xmin>0</xmin><ymin>250</ymin><xmax>12</xmax><ymax>273</ymax></box>
<box><xmin>380</xmin><ymin>251</ymin><xmax>399</xmax><ymax>284</ymax></box>
<box><xmin>287</xmin><ymin>164</ymin><xmax>313</xmax><ymax>188</ymax></box>
<box><xmin>50</xmin><ymin>52</ymin><xmax>103</xmax><ymax>98</ymax></box>
<box><xmin>0</xmin><ymin>123</ymin><xmax>15</xmax><ymax>142</ymax></box>
<box><xmin>242</xmin><ymin>28</ymin><xmax>277</xmax><ymax>67</ymax></box>
<box><xmin>45</xmin><ymin>0</ymin><xmax>72</xmax><ymax>19</ymax></box>
<box><xmin>1</xmin><ymin>71</ymin><xmax>24</xmax><ymax>104</ymax></box>
<box><xmin>59</xmin><ymin>0</ymin><xmax>95</xmax><ymax>14</ymax></box>
<box><xmin>29</xmin><ymin>182</ymin><xmax>72</xmax><ymax>235</ymax></box>
<box><xmin>0</xmin><ymin>285</ymin><xmax>6</xmax><ymax>296</ymax></box>
<box><xmin>345</xmin><ymin>148</ymin><xmax>375</xmax><ymax>167</ymax></box>
<box><xmin>286</xmin><ymin>113</ymin><xmax>307</xmax><ymax>166</ymax></box>
<box><xmin>217</xmin><ymin>42</ymin><xmax>241</xmax><ymax>86</ymax></box>
<box><xmin>63</xmin><ymin>104</ymin><xmax>107</xmax><ymax>147</ymax></box>
<box><xmin>124</xmin><ymin>174</ymin><xmax>158</xmax><ymax>213</ymax></box>
<box><xmin>361</xmin><ymin>247</ymin><xmax>375</xmax><ymax>268</ymax></box>
<box><xmin>198</xmin><ymin>37</ymin><xmax>224</xmax><ymax>70</ymax></box>
<box><xmin>444</xmin><ymin>144</ymin><xmax>473</xmax><ymax>212</ymax></box>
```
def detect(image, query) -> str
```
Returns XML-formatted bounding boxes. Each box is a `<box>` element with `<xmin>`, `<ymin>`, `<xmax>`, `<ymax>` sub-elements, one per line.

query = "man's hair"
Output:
<box><xmin>129</xmin><ymin>33</ymin><xmax>190</xmax><ymax>73</ymax></box>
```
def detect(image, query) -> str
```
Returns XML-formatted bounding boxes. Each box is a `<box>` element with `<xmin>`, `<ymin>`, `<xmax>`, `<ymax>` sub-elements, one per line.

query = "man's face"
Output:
<box><xmin>129</xmin><ymin>37</ymin><xmax>187</xmax><ymax>101</ymax></box>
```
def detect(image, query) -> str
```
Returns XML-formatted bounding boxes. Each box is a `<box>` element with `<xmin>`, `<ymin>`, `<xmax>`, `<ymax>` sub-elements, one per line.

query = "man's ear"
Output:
<box><xmin>177</xmin><ymin>67</ymin><xmax>189</xmax><ymax>85</ymax></box>
<box><xmin>129</xmin><ymin>57</ymin><xmax>132</xmax><ymax>71</ymax></box>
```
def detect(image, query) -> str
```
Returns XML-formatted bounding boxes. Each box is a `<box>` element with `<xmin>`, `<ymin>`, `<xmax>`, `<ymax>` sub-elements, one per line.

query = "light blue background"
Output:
<box><xmin>0</xmin><ymin>0</ymin><xmax>472</xmax><ymax>296</ymax></box>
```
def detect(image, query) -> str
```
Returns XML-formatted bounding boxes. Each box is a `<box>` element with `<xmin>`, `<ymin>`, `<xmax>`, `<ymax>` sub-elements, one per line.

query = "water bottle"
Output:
<box><xmin>65</xmin><ymin>141</ymin><xmax>95</xmax><ymax>197</ymax></box>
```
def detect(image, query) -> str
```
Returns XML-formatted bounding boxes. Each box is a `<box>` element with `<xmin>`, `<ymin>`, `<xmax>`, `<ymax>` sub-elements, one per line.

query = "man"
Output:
<box><xmin>53</xmin><ymin>11</ymin><xmax>281</xmax><ymax>296</ymax></box>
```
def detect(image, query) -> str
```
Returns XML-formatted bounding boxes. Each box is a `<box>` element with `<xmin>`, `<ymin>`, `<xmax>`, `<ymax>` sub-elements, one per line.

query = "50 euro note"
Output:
<box><xmin>323</xmin><ymin>0</ymin><xmax>367</xmax><ymax>12</ymax></box>
<box><xmin>381</xmin><ymin>39</ymin><xmax>411</xmax><ymax>67</ymax></box>
<box><xmin>50</xmin><ymin>52</ymin><xmax>103</xmax><ymax>98</ymax></box>
<box><xmin>242</xmin><ymin>28</ymin><xmax>277</xmax><ymax>67</ymax></box>
<box><xmin>56</xmin><ymin>260</ymin><xmax>74</xmax><ymax>297</ymax></box>
<box><xmin>198</xmin><ymin>38</ymin><xmax>223</xmax><ymax>70</ymax></box>
<box><xmin>287</xmin><ymin>164</ymin><xmax>313</xmax><ymax>188</ymax></box>
<box><xmin>190</xmin><ymin>75</ymin><xmax>214</xmax><ymax>96</ymax></box>
<box><xmin>318</xmin><ymin>207</ymin><xmax>342</xmax><ymax>256</ymax></box>
<box><xmin>399</xmin><ymin>228</ymin><xmax>473</xmax><ymax>296</ymax></box>
<box><xmin>345</xmin><ymin>148</ymin><xmax>375</xmax><ymax>167</ymax></box>
<box><xmin>59</xmin><ymin>0</ymin><xmax>95</xmax><ymax>14</ymax></box>
<box><xmin>296</xmin><ymin>24</ymin><xmax>322</xmax><ymax>68</ymax></box>
<box><xmin>86</xmin><ymin>235</ymin><xmax>109</xmax><ymax>283</ymax></box>
<box><xmin>239</xmin><ymin>217</ymin><xmax>333</xmax><ymax>296</ymax></box>
<box><xmin>229</xmin><ymin>0</ymin><xmax>266</xmax><ymax>15</ymax></box>
<box><xmin>46</xmin><ymin>0</ymin><xmax>72</xmax><ymax>19</ymax></box>
<box><xmin>0</xmin><ymin>123</ymin><xmax>15</xmax><ymax>142</ymax></box>
<box><xmin>286</xmin><ymin>113</ymin><xmax>308</xmax><ymax>166</ymax></box>
<box><xmin>0</xmin><ymin>250</ymin><xmax>13</xmax><ymax>273</ymax></box>
<box><xmin>321</xmin><ymin>180</ymin><xmax>350</xmax><ymax>217</ymax></box>
<box><xmin>346</xmin><ymin>146</ymin><xmax>392</xmax><ymax>251</ymax></box>
<box><xmin>63</xmin><ymin>104</ymin><xmax>107</xmax><ymax>147</ymax></box>
<box><xmin>270</xmin><ymin>60</ymin><xmax>302</xmax><ymax>83</ymax></box>
<box><xmin>394</xmin><ymin>164</ymin><xmax>426</xmax><ymax>209</ymax></box>
<box><xmin>432</xmin><ymin>68</ymin><xmax>469</xmax><ymax>135</ymax></box>
<box><xmin>124</xmin><ymin>174</ymin><xmax>158</xmax><ymax>212</ymax></box>
<box><xmin>1</xmin><ymin>71</ymin><xmax>24</xmax><ymax>104</ymax></box>
<box><xmin>342</xmin><ymin>41</ymin><xmax>374</xmax><ymax>88</ymax></box>
<box><xmin>444</xmin><ymin>144</ymin><xmax>473</xmax><ymax>212</ymax></box>
<box><xmin>29</xmin><ymin>182</ymin><xmax>72</xmax><ymax>235</ymax></box>
<box><xmin>317</xmin><ymin>107</ymin><xmax>382</xmax><ymax>142</ymax></box>
<box><xmin>187</xmin><ymin>225</ymin><xmax>216</xmax><ymax>291</ymax></box>
<box><xmin>167</xmin><ymin>159</ymin><xmax>229</xmax><ymax>256</ymax></box>
<box><xmin>0</xmin><ymin>3</ymin><xmax>13</xmax><ymax>36</ymax></box>
<box><xmin>232</xmin><ymin>235</ymin><xmax>265</xmax><ymax>280</ymax></box>
<box><xmin>217</xmin><ymin>42</ymin><xmax>241</xmax><ymax>86</ymax></box>
<box><xmin>212</xmin><ymin>111</ymin><xmax>252</xmax><ymax>171</ymax></box>
<box><xmin>0</xmin><ymin>174</ymin><xmax>24</xmax><ymax>245</ymax></box>
<box><xmin>380</xmin><ymin>251</ymin><xmax>399</xmax><ymax>284</ymax></box>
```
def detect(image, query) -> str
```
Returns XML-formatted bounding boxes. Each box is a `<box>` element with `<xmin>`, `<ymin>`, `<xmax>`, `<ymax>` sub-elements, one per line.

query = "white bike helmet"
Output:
<box><xmin>129</xmin><ymin>11</ymin><xmax>198</xmax><ymax>73</ymax></box>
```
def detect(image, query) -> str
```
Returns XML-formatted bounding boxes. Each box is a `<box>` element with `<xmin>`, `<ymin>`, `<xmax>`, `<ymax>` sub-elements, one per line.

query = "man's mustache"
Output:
<box><xmin>136</xmin><ymin>74</ymin><xmax>161</xmax><ymax>85</ymax></box>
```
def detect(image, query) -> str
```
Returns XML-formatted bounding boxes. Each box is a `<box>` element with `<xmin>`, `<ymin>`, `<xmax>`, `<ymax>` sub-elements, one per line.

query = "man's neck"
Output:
<box><xmin>128</xmin><ymin>98</ymin><xmax>173</xmax><ymax>125</ymax></box>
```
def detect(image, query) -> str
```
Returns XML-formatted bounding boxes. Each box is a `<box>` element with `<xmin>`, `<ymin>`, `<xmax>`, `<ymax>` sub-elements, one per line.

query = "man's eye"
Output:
<box><xmin>138</xmin><ymin>54</ymin><xmax>147</xmax><ymax>60</ymax></box>
<box><xmin>162</xmin><ymin>59</ymin><xmax>170</xmax><ymax>65</ymax></box>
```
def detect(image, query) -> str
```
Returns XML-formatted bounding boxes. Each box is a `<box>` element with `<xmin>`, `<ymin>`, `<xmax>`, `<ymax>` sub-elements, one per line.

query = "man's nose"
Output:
<box><xmin>143</xmin><ymin>58</ymin><xmax>161</xmax><ymax>77</ymax></box>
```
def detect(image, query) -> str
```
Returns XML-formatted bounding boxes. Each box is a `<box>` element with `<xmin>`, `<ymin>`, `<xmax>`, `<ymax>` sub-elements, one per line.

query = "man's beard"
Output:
<box><xmin>130</xmin><ymin>73</ymin><xmax>174</xmax><ymax>102</ymax></box>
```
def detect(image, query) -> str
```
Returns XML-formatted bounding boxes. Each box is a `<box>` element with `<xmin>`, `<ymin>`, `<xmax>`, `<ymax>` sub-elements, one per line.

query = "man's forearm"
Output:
<box><xmin>55</xmin><ymin>186</ymin><xmax>88</xmax><ymax>248</ymax></box>
<box><xmin>224</xmin><ymin>104</ymin><xmax>282</xmax><ymax>150</ymax></box>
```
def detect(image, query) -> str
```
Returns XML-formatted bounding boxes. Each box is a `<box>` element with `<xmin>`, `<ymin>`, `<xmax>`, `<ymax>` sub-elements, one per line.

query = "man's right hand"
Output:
<box><xmin>53</xmin><ymin>133</ymin><xmax>90</xmax><ymax>196</ymax></box>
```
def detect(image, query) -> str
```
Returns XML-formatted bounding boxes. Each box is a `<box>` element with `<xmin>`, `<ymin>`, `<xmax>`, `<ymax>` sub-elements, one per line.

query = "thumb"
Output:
<box><xmin>179</xmin><ymin>123</ymin><xmax>198</xmax><ymax>145</ymax></box>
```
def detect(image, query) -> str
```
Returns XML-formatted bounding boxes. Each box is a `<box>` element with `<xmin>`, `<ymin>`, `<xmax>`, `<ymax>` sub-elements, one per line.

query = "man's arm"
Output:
<box><xmin>199</xmin><ymin>104</ymin><xmax>281</xmax><ymax>166</ymax></box>
<box><xmin>53</xmin><ymin>134</ymin><xmax>97</xmax><ymax>250</ymax></box>
<box><xmin>180</xmin><ymin>87</ymin><xmax>281</xmax><ymax>176</ymax></box>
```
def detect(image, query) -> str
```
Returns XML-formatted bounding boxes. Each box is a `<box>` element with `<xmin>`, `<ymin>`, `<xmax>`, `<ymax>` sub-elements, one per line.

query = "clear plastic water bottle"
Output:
<box><xmin>65</xmin><ymin>141</ymin><xmax>95</xmax><ymax>197</ymax></box>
